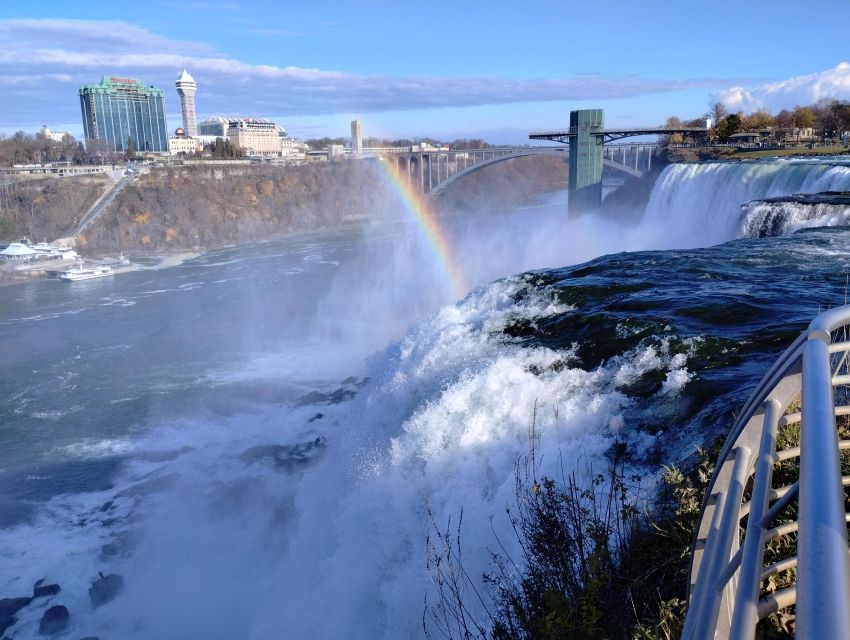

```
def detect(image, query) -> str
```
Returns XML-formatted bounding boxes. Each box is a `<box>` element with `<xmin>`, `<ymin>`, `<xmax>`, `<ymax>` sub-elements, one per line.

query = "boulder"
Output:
<box><xmin>0</xmin><ymin>597</ymin><xmax>31</xmax><ymax>617</ymax></box>
<box><xmin>89</xmin><ymin>573</ymin><xmax>124</xmax><ymax>608</ymax></box>
<box><xmin>38</xmin><ymin>605</ymin><xmax>69</xmax><ymax>635</ymax></box>
<box><xmin>33</xmin><ymin>579</ymin><xmax>61</xmax><ymax>599</ymax></box>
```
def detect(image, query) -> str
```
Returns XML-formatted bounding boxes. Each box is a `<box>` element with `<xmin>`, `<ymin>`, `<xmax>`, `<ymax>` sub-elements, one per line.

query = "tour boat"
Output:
<box><xmin>59</xmin><ymin>264</ymin><xmax>115</xmax><ymax>281</ymax></box>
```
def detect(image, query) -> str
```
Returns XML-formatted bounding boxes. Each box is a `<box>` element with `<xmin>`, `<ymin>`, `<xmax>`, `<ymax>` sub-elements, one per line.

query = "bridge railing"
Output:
<box><xmin>682</xmin><ymin>305</ymin><xmax>850</xmax><ymax>639</ymax></box>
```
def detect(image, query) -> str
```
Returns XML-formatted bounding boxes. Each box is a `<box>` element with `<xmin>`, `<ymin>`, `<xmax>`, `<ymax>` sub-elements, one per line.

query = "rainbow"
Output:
<box><xmin>376</xmin><ymin>157</ymin><xmax>468</xmax><ymax>298</ymax></box>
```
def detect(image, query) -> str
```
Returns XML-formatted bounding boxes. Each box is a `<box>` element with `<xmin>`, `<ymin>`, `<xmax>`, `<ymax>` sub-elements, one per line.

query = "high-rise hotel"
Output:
<box><xmin>175</xmin><ymin>69</ymin><xmax>198</xmax><ymax>137</ymax></box>
<box><xmin>79</xmin><ymin>76</ymin><xmax>168</xmax><ymax>153</ymax></box>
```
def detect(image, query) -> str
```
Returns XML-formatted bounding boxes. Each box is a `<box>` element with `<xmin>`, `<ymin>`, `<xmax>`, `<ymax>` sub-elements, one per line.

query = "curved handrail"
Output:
<box><xmin>682</xmin><ymin>305</ymin><xmax>850</xmax><ymax>639</ymax></box>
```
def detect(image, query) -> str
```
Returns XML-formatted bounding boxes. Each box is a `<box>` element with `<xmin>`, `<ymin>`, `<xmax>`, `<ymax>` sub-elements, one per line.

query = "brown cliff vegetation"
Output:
<box><xmin>2</xmin><ymin>155</ymin><xmax>567</xmax><ymax>255</ymax></box>
<box><xmin>0</xmin><ymin>175</ymin><xmax>109</xmax><ymax>241</ymax></box>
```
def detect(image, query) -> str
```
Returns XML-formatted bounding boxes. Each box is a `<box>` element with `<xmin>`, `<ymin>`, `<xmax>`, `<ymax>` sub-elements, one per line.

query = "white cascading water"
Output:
<box><xmin>4</xmin><ymin>157</ymin><xmax>850</xmax><ymax>639</ymax></box>
<box><xmin>640</xmin><ymin>159</ymin><xmax>850</xmax><ymax>247</ymax></box>
<box><xmin>741</xmin><ymin>198</ymin><xmax>850</xmax><ymax>237</ymax></box>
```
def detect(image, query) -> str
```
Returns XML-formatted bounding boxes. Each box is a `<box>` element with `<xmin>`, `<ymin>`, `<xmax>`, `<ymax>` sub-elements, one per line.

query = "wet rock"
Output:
<box><xmin>78</xmin><ymin>637</ymin><xmax>99</xmax><ymax>640</ymax></box>
<box><xmin>38</xmin><ymin>605</ymin><xmax>69</xmax><ymax>635</ymax></box>
<box><xmin>307</xmin><ymin>412</ymin><xmax>324</xmax><ymax>423</ymax></box>
<box><xmin>239</xmin><ymin>437</ymin><xmax>326</xmax><ymax>472</ymax></box>
<box><xmin>89</xmin><ymin>573</ymin><xmax>124</xmax><ymax>608</ymax></box>
<box><xmin>33</xmin><ymin>579</ymin><xmax>61</xmax><ymax>598</ymax></box>
<box><xmin>0</xmin><ymin>597</ymin><xmax>31</xmax><ymax>617</ymax></box>
<box><xmin>0</xmin><ymin>614</ymin><xmax>17</xmax><ymax>636</ymax></box>
<box><xmin>295</xmin><ymin>379</ymin><xmax>363</xmax><ymax>407</ymax></box>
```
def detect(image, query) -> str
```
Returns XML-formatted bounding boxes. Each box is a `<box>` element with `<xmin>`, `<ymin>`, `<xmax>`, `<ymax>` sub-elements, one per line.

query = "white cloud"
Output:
<box><xmin>0</xmin><ymin>18</ymin><xmax>732</xmax><ymax>132</ymax></box>
<box><xmin>712</xmin><ymin>62</ymin><xmax>850</xmax><ymax>112</ymax></box>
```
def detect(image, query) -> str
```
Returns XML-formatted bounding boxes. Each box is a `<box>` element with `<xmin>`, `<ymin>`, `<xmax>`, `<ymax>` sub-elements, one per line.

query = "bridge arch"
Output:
<box><xmin>428</xmin><ymin>149</ymin><xmax>566</xmax><ymax>197</ymax></box>
<box><xmin>426</xmin><ymin>147</ymin><xmax>649</xmax><ymax>197</ymax></box>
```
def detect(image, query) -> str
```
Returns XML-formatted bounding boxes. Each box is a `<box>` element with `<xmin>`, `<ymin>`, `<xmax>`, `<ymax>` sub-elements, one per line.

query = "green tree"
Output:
<box><xmin>126</xmin><ymin>136</ymin><xmax>136</xmax><ymax>158</ymax></box>
<box><xmin>715</xmin><ymin>113</ymin><xmax>742</xmax><ymax>141</ymax></box>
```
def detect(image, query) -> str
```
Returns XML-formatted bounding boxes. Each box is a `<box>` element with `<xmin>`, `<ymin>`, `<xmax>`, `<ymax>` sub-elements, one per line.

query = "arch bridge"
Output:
<box><xmin>371</xmin><ymin>143</ymin><xmax>657</xmax><ymax>198</ymax></box>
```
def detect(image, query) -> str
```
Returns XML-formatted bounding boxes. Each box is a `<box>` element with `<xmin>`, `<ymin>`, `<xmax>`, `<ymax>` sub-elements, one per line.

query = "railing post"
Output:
<box><xmin>729</xmin><ymin>398</ymin><xmax>780</xmax><ymax>639</ymax></box>
<box><xmin>798</xmin><ymin>329</ymin><xmax>850</xmax><ymax>639</ymax></box>
<box><xmin>683</xmin><ymin>446</ymin><xmax>751</xmax><ymax>640</ymax></box>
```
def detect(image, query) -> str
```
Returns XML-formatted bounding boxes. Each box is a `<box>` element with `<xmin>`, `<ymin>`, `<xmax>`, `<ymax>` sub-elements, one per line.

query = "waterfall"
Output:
<box><xmin>639</xmin><ymin>159</ymin><xmax>850</xmax><ymax>247</ymax></box>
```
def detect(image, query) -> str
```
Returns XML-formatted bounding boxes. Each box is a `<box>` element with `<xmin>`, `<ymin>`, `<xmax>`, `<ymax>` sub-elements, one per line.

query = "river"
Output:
<box><xmin>2</xmin><ymin>158</ymin><xmax>850</xmax><ymax>638</ymax></box>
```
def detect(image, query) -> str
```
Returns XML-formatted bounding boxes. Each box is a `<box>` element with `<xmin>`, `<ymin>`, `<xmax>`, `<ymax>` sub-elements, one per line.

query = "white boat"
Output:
<box><xmin>59</xmin><ymin>264</ymin><xmax>115</xmax><ymax>281</ymax></box>
<box><xmin>31</xmin><ymin>242</ymin><xmax>78</xmax><ymax>261</ymax></box>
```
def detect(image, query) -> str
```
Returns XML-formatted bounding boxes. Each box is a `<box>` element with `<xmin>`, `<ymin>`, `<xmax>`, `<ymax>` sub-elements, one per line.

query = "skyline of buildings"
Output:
<box><xmin>75</xmin><ymin>71</ymin><xmax>313</xmax><ymax>158</ymax></box>
<box><xmin>79</xmin><ymin>76</ymin><xmax>169</xmax><ymax>153</ymax></box>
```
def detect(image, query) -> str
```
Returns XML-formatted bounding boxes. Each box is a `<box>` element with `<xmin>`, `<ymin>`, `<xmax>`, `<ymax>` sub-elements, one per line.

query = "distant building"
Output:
<box><xmin>79</xmin><ymin>76</ymin><xmax>168</xmax><ymax>153</ymax></box>
<box><xmin>328</xmin><ymin>144</ymin><xmax>346</xmax><ymax>161</ymax></box>
<box><xmin>351</xmin><ymin>120</ymin><xmax>363</xmax><ymax>155</ymax></box>
<box><xmin>226</xmin><ymin>118</ymin><xmax>281</xmax><ymax>156</ymax></box>
<box><xmin>195</xmin><ymin>134</ymin><xmax>221</xmax><ymax>149</ymax></box>
<box><xmin>198</xmin><ymin>116</ymin><xmax>230</xmax><ymax>137</ymax></box>
<box><xmin>168</xmin><ymin>127</ymin><xmax>199</xmax><ymax>156</ymax></box>
<box><xmin>39</xmin><ymin>126</ymin><xmax>73</xmax><ymax>143</ymax></box>
<box><xmin>280</xmin><ymin>136</ymin><xmax>308</xmax><ymax>160</ymax></box>
<box><xmin>785</xmin><ymin>127</ymin><xmax>815</xmax><ymax>143</ymax></box>
<box><xmin>729</xmin><ymin>132</ymin><xmax>761</xmax><ymax>145</ymax></box>
<box><xmin>175</xmin><ymin>70</ymin><xmax>198</xmax><ymax>137</ymax></box>
<box><xmin>0</xmin><ymin>243</ymin><xmax>37</xmax><ymax>262</ymax></box>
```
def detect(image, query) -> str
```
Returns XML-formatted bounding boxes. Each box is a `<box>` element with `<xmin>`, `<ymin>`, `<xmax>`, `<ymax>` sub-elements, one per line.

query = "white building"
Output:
<box><xmin>0</xmin><ymin>243</ymin><xmax>37</xmax><ymax>262</ymax></box>
<box><xmin>175</xmin><ymin>70</ymin><xmax>198</xmax><ymax>137</ymax></box>
<box><xmin>328</xmin><ymin>144</ymin><xmax>346</xmax><ymax>161</ymax></box>
<box><xmin>39</xmin><ymin>126</ymin><xmax>73</xmax><ymax>142</ymax></box>
<box><xmin>351</xmin><ymin>120</ymin><xmax>363</xmax><ymax>155</ymax></box>
<box><xmin>280</xmin><ymin>136</ymin><xmax>308</xmax><ymax>160</ymax></box>
<box><xmin>168</xmin><ymin>128</ymin><xmax>200</xmax><ymax>156</ymax></box>
<box><xmin>226</xmin><ymin>118</ymin><xmax>282</xmax><ymax>156</ymax></box>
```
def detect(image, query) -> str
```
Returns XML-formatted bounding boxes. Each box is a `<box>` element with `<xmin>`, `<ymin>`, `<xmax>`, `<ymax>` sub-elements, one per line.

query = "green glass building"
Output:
<box><xmin>79</xmin><ymin>76</ymin><xmax>168</xmax><ymax>153</ymax></box>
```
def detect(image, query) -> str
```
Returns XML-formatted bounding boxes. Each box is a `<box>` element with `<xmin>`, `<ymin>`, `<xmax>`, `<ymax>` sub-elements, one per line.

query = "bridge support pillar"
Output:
<box><xmin>568</xmin><ymin>109</ymin><xmax>604</xmax><ymax>214</ymax></box>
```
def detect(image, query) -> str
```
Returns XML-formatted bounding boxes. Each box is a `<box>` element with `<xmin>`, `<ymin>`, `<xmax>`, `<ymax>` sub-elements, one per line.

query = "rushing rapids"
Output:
<box><xmin>2</xmin><ymin>157</ymin><xmax>850</xmax><ymax>638</ymax></box>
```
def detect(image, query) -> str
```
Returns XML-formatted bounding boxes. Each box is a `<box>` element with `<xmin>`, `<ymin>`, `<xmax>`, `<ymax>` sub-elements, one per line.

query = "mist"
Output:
<box><xmin>5</xmin><ymin>158</ymin><xmax>850</xmax><ymax>638</ymax></box>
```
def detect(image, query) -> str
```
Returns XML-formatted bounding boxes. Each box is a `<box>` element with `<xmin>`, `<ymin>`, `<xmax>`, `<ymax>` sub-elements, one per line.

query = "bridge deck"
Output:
<box><xmin>529</xmin><ymin>126</ymin><xmax>709</xmax><ymax>144</ymax></box>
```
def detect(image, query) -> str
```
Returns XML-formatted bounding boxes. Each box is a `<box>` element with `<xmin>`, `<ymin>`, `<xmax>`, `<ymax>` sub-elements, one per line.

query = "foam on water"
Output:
<box><xmin>5</xmin><ymin>157</ymin><xmax>850</xmax><ymax>638</ymax></box>
<box><xmin>0</xmin><ymin>274</ymin><xmax>694</xmax><ymax>639</ymax></box>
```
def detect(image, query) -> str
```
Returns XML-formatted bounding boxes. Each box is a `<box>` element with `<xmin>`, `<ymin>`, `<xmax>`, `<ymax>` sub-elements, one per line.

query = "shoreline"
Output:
<box><xmin>0</xmin><ymin>250</ymin><xmax>205</xmax><ymax>288</ymax></box>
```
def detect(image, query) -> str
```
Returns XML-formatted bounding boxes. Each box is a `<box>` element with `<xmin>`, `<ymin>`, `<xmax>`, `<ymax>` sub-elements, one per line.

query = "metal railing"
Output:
<box><xmin>682</xmin><ymin>306</ymin><xmax>850</xmax><ymax>639</ymax></box>
<box><xmin>71</xmin><ymin>171</ymin><xmax>134</xmax><ymax>237</ymax></box>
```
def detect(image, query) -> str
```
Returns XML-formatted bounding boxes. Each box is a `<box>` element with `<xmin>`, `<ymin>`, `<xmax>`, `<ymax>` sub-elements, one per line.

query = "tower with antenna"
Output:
<box><xmin>175</xmin><ymin>70</ymin><xmax>198</xmax><ymax>137</ymax></box>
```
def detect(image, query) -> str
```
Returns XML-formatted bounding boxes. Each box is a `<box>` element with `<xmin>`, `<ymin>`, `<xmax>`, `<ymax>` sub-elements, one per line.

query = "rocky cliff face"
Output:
<box><xmin>0</xmin><ymin>174</ymin><xmax>109</xmax><ymax>242</ymax></box>
<box><xmin>3</xmin><ymin>156</ymin><xmax>568</xmax><ymax>256</ymax></box>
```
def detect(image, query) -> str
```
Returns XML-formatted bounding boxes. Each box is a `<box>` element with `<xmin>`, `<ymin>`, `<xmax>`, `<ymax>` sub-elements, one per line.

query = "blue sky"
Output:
<box><xmin>2</xmin><ymin>0</ymin><xmax>850</xmax><ymax>143</ymax></box>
